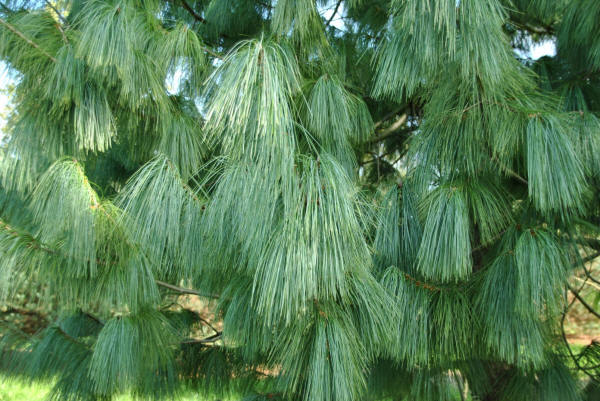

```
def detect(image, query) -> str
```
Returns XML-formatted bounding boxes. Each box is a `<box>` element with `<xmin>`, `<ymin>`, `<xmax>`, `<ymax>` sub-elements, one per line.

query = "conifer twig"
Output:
<box><xmin>568</xmin><ymin>284</ymin><xmax>600</xmax><ymax>319</ymax></box>
<box><xmin>201</xmin><ymin>45</ymin><xmax>224</xmax><ymax>59</ymax></box>
<box><xmin>561</xmin><ymin>302</ymin><xmax>599</xmax><ymax>382</ymax></box>
<box><xmin>83</xmin><ymin>311</ymin><xmax>105</xmax><ymax>326</ymax></box>
<box><xmin>374</xmin><ymin>106</ymin><xmax>408</xmax><ymax>129</ymax></box>
<box><xmin>0</xmin><ymin>17</ymin><xmax>57</xmax><ymax>62</ymax></box>
<box><xmin>180</xmin><ymin>0</ymin><xmax>206</xmax><ymax>24</ymax></box>
<box><xmin>402</xmin><ymin>271</ymin><xmax>440</xmax><ymax>292</ymax></box>
<box><xmin>0</xmin><ymin>2</ymin><xmax>11</xmax><ymax>13</ymax></box>
<box><xmin>1</xmin><ymin>305</ymin><xmax>48</xmax><ymax>323</ymax></box>
<box><xmin>53</xmin><ymin>325</ymin><xmax>87</xmax><ymax>346</ymax></box>
<box><xmin>44</xmin><ymin>0</ymin><xmax>69</xmax><ymax>27</ymax></box>
<box><xmin>572</xmin><ymin>276</ymin><xmax>600</xmax><ymax>292</ymax></box>
<box><xmin>182</xmin><ymin>332</ymin><xmax>222</xmax><ymax>344</ymax></box>
<box><xmin>155</xmin><ymin>280</ymin><xmax>219</xmax><ymax>299</ymax></box>
<box><xmin>174</xmin><ymin>302</ymin><xmax>220</xmax><ymax>334</ymax></box>
<box><xmin>0</xmin><ymin>217</ymin><xmax>219</xmax><ymax>301</ymax></box>
<box><xmin>368</xmin><ymin>114</ymin><xmax>409</xmax><ymax>144</ymax></box>
<box><xmin>325</xmin><ymin>0</ymin><xmax>343</xmax><ymax>27</ymax></box>
<box><xmin>491</xmin><ymin>156</ymin><xmax>528</xmax><ymax>185</ymax></box>
<box><xmin>579</xmin><ymin>251</ymin><xmax>600</xmax><ymax>266</ymax></box>
<box><xmin>580</xmin><ymin>260</ymin><xmax>600</xmax><ymax>287</ymax></box>
<box><xmin>44</xmin><ymin>0</ymin><xmax>69</xmax><ymax>43</ymax></box>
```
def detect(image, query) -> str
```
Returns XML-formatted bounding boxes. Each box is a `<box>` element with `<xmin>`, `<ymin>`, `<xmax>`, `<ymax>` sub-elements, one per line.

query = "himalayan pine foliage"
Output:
<box><xmin>0</xmin><ymin>0</ymin><xmax>599</xmax><ymax>400</ymax></box>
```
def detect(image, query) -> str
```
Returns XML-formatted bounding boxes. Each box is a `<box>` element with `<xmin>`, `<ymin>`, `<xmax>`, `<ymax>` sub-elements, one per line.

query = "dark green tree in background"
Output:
<box><xmin>0</xmin><ymin>0</ymin><xmax>600</xmax><ymax>400</ymax></box>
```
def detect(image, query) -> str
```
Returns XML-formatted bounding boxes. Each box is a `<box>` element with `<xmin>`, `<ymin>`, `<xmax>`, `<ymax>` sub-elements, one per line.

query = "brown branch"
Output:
<box><xmin>44</xmin><ymin>1</ymin><xmax>69</xmax><ymax>44</ymax></box>
<box><xmin>0</xmin><ymin>17</ymin><xmax>57</xmax><ymax>62</ymax></box>
<box><xmin>580</xmin><ymin>258</ymin><xmax>600</xmax><ymax>287</ymax></box>
<box><xmin>44</xmin><ymin>0</ymin><xmax>69</xmax><ymax>27</ymax></box>
<box><xmin>510</xmin><ymin>20</ymin><xmax>555</xmax><ymax>36</ymax></box>
<box><xmin>361</xmin><ymin>149</ymin><xmax>398</xmax><ymax>165</ymax></box>
<box><xmin>491</xmin><ymin>156</ymin><xmax>528</xmax><ymax>185</ymax></box>
<box><xmin>374</xmin><ymin>106</ymin><xmax>408</xmax><ymax>129</ymax></box>
<box><xmin>0</xmin><ymin>2</ymin><xmax>11</xmax><ymax>13</ymax></box>
<box><xmin>83</xmin><ymin>311</ymin><xmax>105</xmax><ymax>326</ymax></box>
<box><xmin>325</xmin><ymin>0</ymin><xmax>342</xmax><ymax>27</ymax></box>
<box><xmin>562</xmin><ymin>314</ymin><xmax>591</xmax><ymax>375</ymax></box>
<box><xmin>156</xmin><ymin>280</ymin><xmax>219</xmax><ymax>299</ymax></box>
<box><xmin>173</xmin><ymin>302</ymin><xmax>220</xmax><ymax>334</ymax></box>
<box><xmin>561</xmin><ymin>296</ymin><xmax>600</xmax><ymax>382</ymax></box>
<box><xmin>53</xmin><ymin>325</ymin><xmax>87</xmax><ymax>346</ymax></box>
<box><xmin>402</xmin><ymin>271</ymin><xmax>440</xmax><ymax>292</ymax></box>
<box><xmin>1</xmin><ymin>306</ymin><xmax>49</xmax><ymax>324</ymax></box>
<box><xmin>368</xmin><ymin>114</ymin><xmax>409</xmax><ymax>145</ymax></box>
<box><xmin>580</xmin><ymin>252</ymin><xmax>600</xmax><ymax>266</ymax></box>
<box><xmin>200</xmin><ymin>44</ymin><xmax>223</xmax><ymax>59</ymax></box>
<box><xmin>197</xmin><ymin>316</ymin><xmax>219</xmax><ymax>334</ymax></box>
<box><xmin>180</xmin><ymin>0</ymin><xmax>206</xmax><ymax>24</ymax></box>
<box><xmin>569</xmin><ymin>284</ymin><xmax>600</xmax><ymax>319</ymax></box>
<box><xmin>181</xmin><ymin>332</ymin><xmax>222</xmax><ymax>344</ymax></box>
<box><xmin>581</xmin><ymin>238</ymin><xmax>600</xmax><ymax>253</ymax></box>
<box><xmin>159</xmin><ymin>1</ymin><xmax>224</xmax><ymax>58</ymax></box>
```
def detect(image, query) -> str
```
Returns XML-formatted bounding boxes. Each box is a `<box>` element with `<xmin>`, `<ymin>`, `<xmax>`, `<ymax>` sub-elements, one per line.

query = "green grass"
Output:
<box><xmin>0</xmin><ymin>378</ymin><xmax>232</xmax><ymax>401</ymax></box>
<box><xmin>0</xmin><ymin>378</ymin><xmax>47</xmax><ymax>401</ymax></box>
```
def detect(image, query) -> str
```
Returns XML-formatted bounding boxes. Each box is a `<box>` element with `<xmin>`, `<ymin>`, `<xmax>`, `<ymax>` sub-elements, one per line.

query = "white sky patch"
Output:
<box><xmin>0</xmin><ymin>63</ymin><xmax>12</xmax><ymax>136</ymax></box>
<box><xmin>166</xmin><ymin>66</ymin><xmax>185</xmax><ymax>95</ymax></box>
<box><xmin>530</xmin><ymin>39</ymin><xmax>556</xmax><ymax>60</ymax></box>
<box><xmin>320</xmin><ymin>3</ymin><xmax>345</xmax><ymax>30</ymax></box>
<box><xmin>514</xmin><ymin>38</ymin><xmax>557</xmax><ymax>60</ymax></box>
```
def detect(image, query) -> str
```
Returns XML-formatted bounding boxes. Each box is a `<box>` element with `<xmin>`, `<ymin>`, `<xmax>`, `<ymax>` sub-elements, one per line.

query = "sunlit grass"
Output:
<box><xmin>0</xmin><ymin>378</ymin><xmax>47</xmax><ymax>401</ymax></box>
<box><xmin>0</xmin><ymin>378</ymin><xmax>230</xmax><ymax>401</ymax></box>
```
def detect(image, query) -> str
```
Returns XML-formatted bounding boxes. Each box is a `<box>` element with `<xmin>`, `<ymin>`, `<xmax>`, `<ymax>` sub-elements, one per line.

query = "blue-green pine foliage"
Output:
<box><xmin>0</xmin><ymin>0</ymin><xmax>598</xmax><ymax>400</ymax></box>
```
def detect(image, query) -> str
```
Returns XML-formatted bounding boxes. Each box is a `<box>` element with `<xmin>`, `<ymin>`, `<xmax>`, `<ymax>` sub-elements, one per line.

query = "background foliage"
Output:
<box><xmin>0</xmin><ymin>0</ymin><xmax>599</xmax><ymax>400</ymax></box>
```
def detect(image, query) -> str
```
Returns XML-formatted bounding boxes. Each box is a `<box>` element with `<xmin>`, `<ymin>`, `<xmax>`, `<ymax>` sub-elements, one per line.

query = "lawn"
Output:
<box><xmin>0</xmin><ymin>378</ymin><xmax>230</xmax><ymax>401</ymax></box>
<box><xmin>0</xmin><ymin>379</ymin><xmax>47</xmax><ymax>401</ymax></box>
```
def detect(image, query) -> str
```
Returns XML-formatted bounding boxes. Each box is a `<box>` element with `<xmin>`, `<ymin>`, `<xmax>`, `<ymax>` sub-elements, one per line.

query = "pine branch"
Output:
<box><xmin>157</xmin><ymin>13</ymin><xmax>222</xmax><ymax>59</ymax></box>
<box><xmin>0</xmin><ymin>217</ymin><xmax>218</xmax><ymax>303</ymax></box>
<box><xmin>196</xmin><ymin>314</ymin><xmax>219</xmax><ymax>334</ymax></box>
<box><xmin>0</xmin><ymin>16</ymin><xmax>57</xmax><ymax>62</ymax></box>
<box><xmin>0</xmin><ymin>1</ymin><xmax>11</xmax><ymax>13</ymax></box>
<box><xmin>44</xmin><ymin>0</ymin><xmax>69</xmax><ymax>27</ymax></box>
<box><xmin>1</xmin><ymin>305</ymin><xmax>49</xmax><ymax>324</ymax></box>
<box><xmin>325</xmin><ymin>0</ymin><xmax>342</xmax><ymax>27</ymax></box>
<box><xmin>360</xmin><ymin>149</ymin><xmax>399</xmax><ymax>166</ymax></box>
<box><xmin>581</xmin><ymin>238</ymin><xmax>600</xmax><ymax>252</ymax></box>
<box><xmin>0</xmin><ymin>219</ymin><xmax>57</xmax><ymax>255</ymax></box>
<box><xmin>83</xmin><ymin>312</ymin><xmax>105</xmax><ymax>326</ymax></box>
<box><xmin>568</xmin><ymin>284</ymin><xmax>600</xmax><ymax>319</ymax></box>
<box><xmin>580</xmin><ymin>259</ymin><xmax>600</xmax><ymax>287</ymax></box>
<box><xmin>181</xmin><ymin>332</ymin><xmax>222</xmax><ymax>344</ymax></box>
<box><xmin>561</xmin><ymin>298</ymin><xmax>599</xmax><ymax>382</ymax></box>
<box><xmin>155</xmin><ymin>280</ymin><xmax>219</xmax><ymax>299</ymax></box>
<box><xmin>491</xmin><ymin>156</ymin><xmax>528</xmax><ymax>185</ymax></box>
<box><xmin>179</xmin><ymin>0</ymin><xmax>206</xmax><ymax>24</ymax></box>
<box><xmin>172</xmin><ymin>302</ymin><xmax>220</xmax><ymax>333</ymax></box>
<box><xmin>401</xmin><ymin>271</ymin><xmax>441</xmax><ymax>292</ymax></box>
<box><xmin>580</xmin><ymin>252</ymin><xmax>600</xmax><ymax>266</ymax></box>
<box><xmin>368</xmin><ymin>116</ymin><xmax>411</xmax><ymax>145</ymax></box>
<box><xmin>44</xmin><ymin>0</ymin><xmax>69</xmax><ymax>43</ymax></box>
<box><xmin>54</xmin><ymin>324</ymin><xmax>87</xmax><ymax>346</ymax></box>
<box><xmin>373</xmin><ymin>106</ymin><xmax>408</xmax><ymax>129</ymax></box>
<box><xmin>572</xmin><ymin>276</ymin><xmax>600</xmax><ymax>292</ymax></box>
<box><xmin>509</xmin><ymin>20</ymin><xmax>555</xmax><ymax>36</ymax></box>
<box><xmin>165</xmin><ymin>0</ymin><xmax>234</xmax><ymax>45</ymax></box>
<box><xmin>200</xmin><ymin>43</ymin><xmax>223</xmax><ymax>59</ymax></box>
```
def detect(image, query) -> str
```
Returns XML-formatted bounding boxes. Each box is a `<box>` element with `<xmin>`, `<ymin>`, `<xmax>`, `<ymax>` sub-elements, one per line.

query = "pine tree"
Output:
<box><xmin>0</xmin><ymin>0</ymin><xmax>599</xmax><ymax>400</ymax></box>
